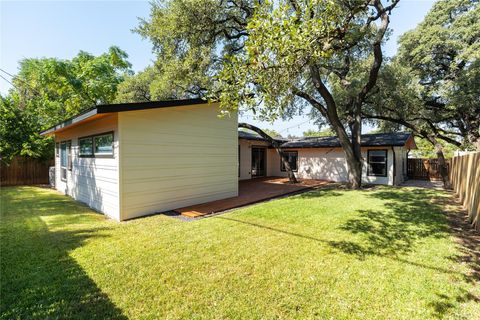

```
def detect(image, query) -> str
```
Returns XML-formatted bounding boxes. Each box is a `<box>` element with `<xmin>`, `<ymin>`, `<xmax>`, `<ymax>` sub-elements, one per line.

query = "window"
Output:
<box><xmin>67</xmin><ymin>141</ymin><xmax>72</xmax><ymax>171</ymax></box>
<box><xmin>280</xmin><ymin>151</ymin><xmax>298</xmax><ymax>172</ymax></box>
<box><xmin>78</xmin><ymin>132</ymin><xmax>114</xmax><ymax>158</ymax></box>
<box><xmin>367</xmin><ymin>150</ymin><xmax>387</xmax><ymax>177</ymax></box>
<box><xmin>94</xmin><ymin>133</ymin><xmax>114</xmax><ymax>156</ymax></box>
<box><xmin>79</xmin><ymin>137</ymin><xmax>93</xmax><ymax>157</ymax></box>
<box><xmin>60</xmin><ymin>141</ymin><xmax>67</xmax><ymax>181</ymax></box>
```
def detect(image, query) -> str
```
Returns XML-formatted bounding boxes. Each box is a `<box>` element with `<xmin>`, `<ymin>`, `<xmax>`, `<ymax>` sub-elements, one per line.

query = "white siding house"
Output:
<box><xmin>53</xmin><ymin>113</ymin><xmax>120</xmax><ymax>219</ymax></box>
<box><xmin>43</xmin><ymin>99</ymin><xmax>414</xmax><ymax>221</ymax></box>
<box><xmin>238</xmin><ymin>131</ymin><xmax>416</xmax><ymax>186</ymax></box>
<box><xmin>43</xmin><ymin>99</ymin><xmax>238</xmax><ymax>221</ymax></box>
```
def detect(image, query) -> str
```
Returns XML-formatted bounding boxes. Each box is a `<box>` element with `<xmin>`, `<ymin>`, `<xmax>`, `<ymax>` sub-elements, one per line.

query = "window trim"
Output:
<box><xmin>67</xmin><ymin>140</ymin><xmax>72</xmax><ymax>171</ymax></box>
<box><xmin>78</xmin><ymin>131</ymin><xmax>114</xmax><ymax>158</ymax></box>
<box><xmin>367</xmin><ymin>149</ymin><xmax>388</xmax><ymax>177</ymax></box>
<box><xmin>280</xmin><ymin>150</ymin><xmax>298</xmax><ymax>172</ymax></box>
<box><xmin>60</xmin><ymin>140</ymin><xmax>71</xmax><ymax>181</ymax></box>
<box><xmin>55</xmin><ymin>142</ymin><xmax>60</xmax><ymax>157</ymax></box>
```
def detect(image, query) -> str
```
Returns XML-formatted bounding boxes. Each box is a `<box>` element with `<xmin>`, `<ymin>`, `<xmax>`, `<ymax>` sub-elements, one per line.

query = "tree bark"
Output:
<box><xmin>238</xmin><ymin>123</ymin><xmax>298</xmax><ymax>184</ymax></box>
<box><xmin>426</xmin><ymin>135</ymin><xmax>452</xmax><ymax>189</ymax></box>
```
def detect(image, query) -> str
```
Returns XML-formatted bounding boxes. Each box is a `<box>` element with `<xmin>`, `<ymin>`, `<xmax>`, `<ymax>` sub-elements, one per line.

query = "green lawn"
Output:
<box><xmin>1</xmin><ymin>186</ymin><xmax>478</xmax><ymax>319</ymax></box>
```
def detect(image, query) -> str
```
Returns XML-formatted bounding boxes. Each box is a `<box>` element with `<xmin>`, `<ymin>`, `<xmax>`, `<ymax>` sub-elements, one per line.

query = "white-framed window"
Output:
<box><xmin>367</xmin><ymin>149</ymin><xmax>387</xmax><ymax>177</ymax></box>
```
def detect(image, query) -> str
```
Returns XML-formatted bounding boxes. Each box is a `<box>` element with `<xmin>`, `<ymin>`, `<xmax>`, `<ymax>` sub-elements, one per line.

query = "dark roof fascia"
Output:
<box><xmin>40</xmin><ymin>98</ymin><xmax>208</xmax><ymax>136</ymax></box>
<box><xmin>279</xmin><ymin>133</ymin><xmax>413</xmax><ymax>149</ymax></box>
<box><xmin>96</xmin><ymin>98</ymin><xmax>207</xmax><ymax>114</ymax></box>
<box><xmin>280</xmin><ymin>143</ymin><xmax>406</xmax><ymax>149</ymax></box>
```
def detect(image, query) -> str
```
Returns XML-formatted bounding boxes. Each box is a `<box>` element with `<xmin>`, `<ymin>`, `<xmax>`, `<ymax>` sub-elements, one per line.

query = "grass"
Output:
<box><xmin>1</xmin><ymin>186</ymin><xmax>479</xmax><ymax>319</ymax></box>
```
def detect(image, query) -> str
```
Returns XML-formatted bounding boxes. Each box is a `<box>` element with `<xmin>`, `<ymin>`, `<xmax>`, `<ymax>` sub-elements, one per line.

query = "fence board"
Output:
<box><xmin>407</xmin><ymin>158</ymin><xmax>448</xmax><ymax>180</ymax></box>
<box><xmin>1</xmin><ymin>157</ymin><xmax>54</xmax><ymax>186</ymax></box>
<box><xmin>450</xmin><ymin>152</ymin><xmax>480</xmax><ymax>231</ymax></box>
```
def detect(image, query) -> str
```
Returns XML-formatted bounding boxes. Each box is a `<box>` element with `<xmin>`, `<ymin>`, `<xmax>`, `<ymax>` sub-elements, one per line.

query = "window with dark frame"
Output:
<box><xmin>280</xmin><ymin>151</ymin><xmax>298</xmax><ymax>172</ymax></box>
<box><xmin>78</xmin><ymin>132</ymin><xmax>114</xmax><ymax>158</ymax></box>
<box><xmin>94</xmin><ymin>133</ymin><xmax>114</xmax><ymax>156</ymax></box>
<box><xmin>79</xmin><ymin>137</ymin><xmax>93</xmax><ymax>157</ymax></box>
<box><xmin>367</xmin><ymin>149</ymin><xmax>387</xmax><ymax>177</ymax></box>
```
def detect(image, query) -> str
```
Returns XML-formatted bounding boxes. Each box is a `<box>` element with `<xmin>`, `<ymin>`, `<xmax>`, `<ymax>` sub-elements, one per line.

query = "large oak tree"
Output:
<box><xmin>133</xmin><ymin>0</ymin><xmax>400</xmax><ymax>189</ymax></box>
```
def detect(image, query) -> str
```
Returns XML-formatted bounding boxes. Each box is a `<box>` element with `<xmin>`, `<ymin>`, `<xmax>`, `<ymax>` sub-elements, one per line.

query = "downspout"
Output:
<box><xmin>391</xmin><ymin>146</ymin><xmax>396</xmax><ymax>186</ymax></box>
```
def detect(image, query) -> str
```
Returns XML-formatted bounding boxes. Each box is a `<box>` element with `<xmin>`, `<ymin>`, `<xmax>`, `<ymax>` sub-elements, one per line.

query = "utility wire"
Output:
<box><xmin>279</xmin><ymin>119</ymin><xmax>311</xmax><ymax>134</ymax></box>
<box><xmin>0</xmin><ymin>68</ymin><xmax>42</xmax><ymax>96</ymax></box>
<box><xmin>0</xmin><ymin>73</ymin><xmax>14</xmax><ymax>87</ymax></box>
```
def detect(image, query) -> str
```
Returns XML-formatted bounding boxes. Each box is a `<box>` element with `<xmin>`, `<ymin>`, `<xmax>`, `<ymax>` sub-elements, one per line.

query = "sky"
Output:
<box><xmin>0</xmin><ymin>0</ymin><xmax>436</xmax><ymax>136</ymax></box>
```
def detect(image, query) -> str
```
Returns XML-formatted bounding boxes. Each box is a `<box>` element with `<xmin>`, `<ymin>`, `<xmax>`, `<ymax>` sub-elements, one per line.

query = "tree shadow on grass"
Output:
<box><xmin>0</xmin><ymin>188</ymin><xmax>126</xmax><ymax>320</ymax></box>
<box><xmin>219</xmin><ymin>186</ymin><xmax>479</xmax><ymax>318</ymax></box>
<box><xmin>330</xmin><ymin>187</ymin><xmax>480</xmax><ymax>318</ymax></box>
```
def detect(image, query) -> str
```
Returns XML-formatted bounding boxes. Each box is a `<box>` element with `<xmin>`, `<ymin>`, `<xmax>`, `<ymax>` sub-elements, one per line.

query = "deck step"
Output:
<box><xmin>179</xmin><ymin>210</ymin><xmax>207</xmax><ymax>218</ymax></box>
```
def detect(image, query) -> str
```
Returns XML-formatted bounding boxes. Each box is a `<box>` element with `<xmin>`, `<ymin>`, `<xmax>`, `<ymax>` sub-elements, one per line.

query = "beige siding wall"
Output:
<box><xmin>251</xmin><ymin>146</ymin><xmax>397</xmax><ymax>185</ymax></box>
<box><xmin>54</xmin><ymin>114</ymin><xmax>120</xmax><ymax>220</ymax></box>
<box><xmin>119</xmin><ymin>103</ymin><xmax>238</xmax><ymax>220</ymax></box>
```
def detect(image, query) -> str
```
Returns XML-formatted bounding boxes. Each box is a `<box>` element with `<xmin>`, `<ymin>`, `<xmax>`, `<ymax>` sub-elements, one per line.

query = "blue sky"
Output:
<box><xmin>0</xmin><ymin>0</ymin><xmax>436</xmax><ymax>136</ymax></box>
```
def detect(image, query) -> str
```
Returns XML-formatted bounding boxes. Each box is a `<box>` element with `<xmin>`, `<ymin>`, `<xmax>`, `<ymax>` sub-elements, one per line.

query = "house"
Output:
<box><xmin>41</xmin><ymin>99</ymin><xmax>238</xmax><ymax>221</ymax></box>
<box><xmin>42</xmin><ymin>98</ymin><xmax>415</xmax><ymax>221</ymax></box>
<box><xmin>238</xmin><ymin>130</ymin><xmax>416</xmax><ymax>185</ymax></box>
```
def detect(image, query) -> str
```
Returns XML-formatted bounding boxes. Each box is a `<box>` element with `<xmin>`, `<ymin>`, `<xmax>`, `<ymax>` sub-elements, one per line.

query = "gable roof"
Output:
<box><xmin>280</xmin><ymin>132</ymin><xmax>415</xmax><ymax>148</ymax></box>
<box><xmin>41</xmin><ymin>98</ymin><xmax>208</xmax><ymax>136</ymax></box>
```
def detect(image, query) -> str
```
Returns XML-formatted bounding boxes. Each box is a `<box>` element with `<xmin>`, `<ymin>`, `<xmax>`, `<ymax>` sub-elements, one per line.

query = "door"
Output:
<box><xmin>251</xmin><ymin>147</ymin><xmax>266</xmax><ymax>177</ymax></box>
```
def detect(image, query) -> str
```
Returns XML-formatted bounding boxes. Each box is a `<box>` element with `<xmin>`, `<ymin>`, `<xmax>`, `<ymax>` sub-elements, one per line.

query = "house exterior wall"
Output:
<box><xmin>256</xmin><ymin>146</ymin><xmax>400</xmax><ymax>185</ymax></box>
<box><xmin>119</xmin><ymin>103</ymin><xmax>238</xmax><ymax>220</ymax></box>
<box><xmin>54</xmin><ymin>114</ymin><xmax>120</xmax><ymax>220</ymax></box>
<box><xmin>238</xmin><ymin>139</ymin><xmax>269</xmax><ymax>180</ymax></box>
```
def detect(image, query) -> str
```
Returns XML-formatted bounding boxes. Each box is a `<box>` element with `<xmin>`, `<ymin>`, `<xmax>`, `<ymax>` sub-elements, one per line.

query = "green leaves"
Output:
<box><xmin>1</xmin><ymin>46</ymin><xmax>132</xmax><ymax>162</ymax></box>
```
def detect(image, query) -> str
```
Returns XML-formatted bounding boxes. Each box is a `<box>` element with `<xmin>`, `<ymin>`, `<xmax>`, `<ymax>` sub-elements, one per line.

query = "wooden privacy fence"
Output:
<box><xmin>407</xmin><ymin>158</ymin><xmax>448</xmax><ymax>180</ymax></box>
<box><xmin>450</xmin><ymin>152</ymin><xmax>480</xmax><ymax>231</ymax></box>
<box><xmin>1</xmin><ymin>157</ymin><xmax>54</xmax><ymax>186</ymax></box>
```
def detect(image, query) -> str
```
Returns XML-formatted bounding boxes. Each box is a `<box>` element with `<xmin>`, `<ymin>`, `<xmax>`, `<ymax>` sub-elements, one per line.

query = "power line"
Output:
<box><xmin>279</xmin><ymin>119</ymin><xmax>311</xmax><ymax>133</ymax></box>
<box><xmin>0</xmin><ymin>68</ymin><xmax>42</xmax><ymax>96</ymax></box>
<box><xmin>0</xmin><ymin>68</ymin><xmax>15</xmax><ymax>79</ymax></box>
<box><xmin>0</xmin><ymin>74</ymin><xmax>14</xmax><ymax>87</ymax></box>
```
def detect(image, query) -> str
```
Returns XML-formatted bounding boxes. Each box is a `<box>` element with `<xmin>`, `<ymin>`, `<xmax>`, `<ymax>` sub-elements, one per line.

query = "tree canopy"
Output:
<box><xmin>130</xmin><ymin>0</ymin><xmax>400</xmax><ymax>188</ymax></box>
<box><xmin>0</xmin><ymin>47</ymin><xmax>132</xmax><ymax>162</ymax></box>
<box><xmin>365</xmin><ymin>0</ymin><xmax>479</xmax><ymax>149</ymax></box>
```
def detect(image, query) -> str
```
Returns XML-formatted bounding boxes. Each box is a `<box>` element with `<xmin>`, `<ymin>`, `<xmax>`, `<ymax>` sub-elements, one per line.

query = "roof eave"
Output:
<box><xmin>40</xmin><ymin>108</ymin><xmax>98</xmax><ymax>136</ymax></box>
<box><xmin>39</xmin><ymin>98</ymin><xmax>210</xmax><ymax>136</ymax></box>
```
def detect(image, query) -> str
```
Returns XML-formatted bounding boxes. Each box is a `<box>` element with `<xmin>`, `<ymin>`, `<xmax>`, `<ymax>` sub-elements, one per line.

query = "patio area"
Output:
<box><xmin>174</xmin><ymin>177</ymin><xmax>333</xmax><ymax>218</ymax></box>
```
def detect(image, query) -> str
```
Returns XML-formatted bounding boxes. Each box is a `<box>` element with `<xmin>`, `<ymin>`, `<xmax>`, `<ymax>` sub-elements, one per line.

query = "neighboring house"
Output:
<box><xmin>238</xmin><ymin>131</ymin><xmax>417</xmax><ymax>186</ymax></box>
<box><xmin>41</xmin><ymin>99</ymin><xmax>238</xmax><ymax>221</ymax></box>
<box><xmin>42</xmin><ymin>98</ymin><xmax>415</xmax><ymax>221</ymax></box>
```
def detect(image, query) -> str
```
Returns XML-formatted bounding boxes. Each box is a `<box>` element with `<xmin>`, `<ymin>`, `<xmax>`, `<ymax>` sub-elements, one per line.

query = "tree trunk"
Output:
<box><xmin>238</xmin><ymin>123</ymin><xmax>298</xmax><ymax>184</ymax></box>
<box><xmin>427</xmin><ymin>136</ymin><xmax>451</xmax><ymax>189</ymax></box>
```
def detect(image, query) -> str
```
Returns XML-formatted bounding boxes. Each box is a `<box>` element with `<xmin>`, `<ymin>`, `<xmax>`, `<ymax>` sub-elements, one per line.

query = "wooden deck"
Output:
<box><xmin>174</xmin><ymin>177</ymin><xmax>332</xmax><ymax>218</ymax></box>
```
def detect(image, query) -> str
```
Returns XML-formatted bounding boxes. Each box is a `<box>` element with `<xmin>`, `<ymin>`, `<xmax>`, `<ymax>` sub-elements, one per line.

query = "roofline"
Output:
<box><xmin>40</xmin><ymin>98</ymin><xmax>208</xmax><ymax>136</ymax></box>
<box><xmin>238</xmin><ymin>132</ymin><xmax>415</xmax><ymax>148</ymax></box>
<box><xmin>280</xmin><ymin>143</ymin><xmax>408</xmax><ymax>149</ymax></box>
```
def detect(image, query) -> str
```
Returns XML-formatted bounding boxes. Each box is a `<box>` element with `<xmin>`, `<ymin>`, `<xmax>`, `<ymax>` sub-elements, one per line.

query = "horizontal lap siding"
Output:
<box><xmin>119</xmin><ymin>103</ymin><xmax>238</xmax><ymax>220</ymax></box>
<box><xmin>55</xmin><ymin>114</ymin><xmax>120</xmax><ymax>220</ymax></box>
